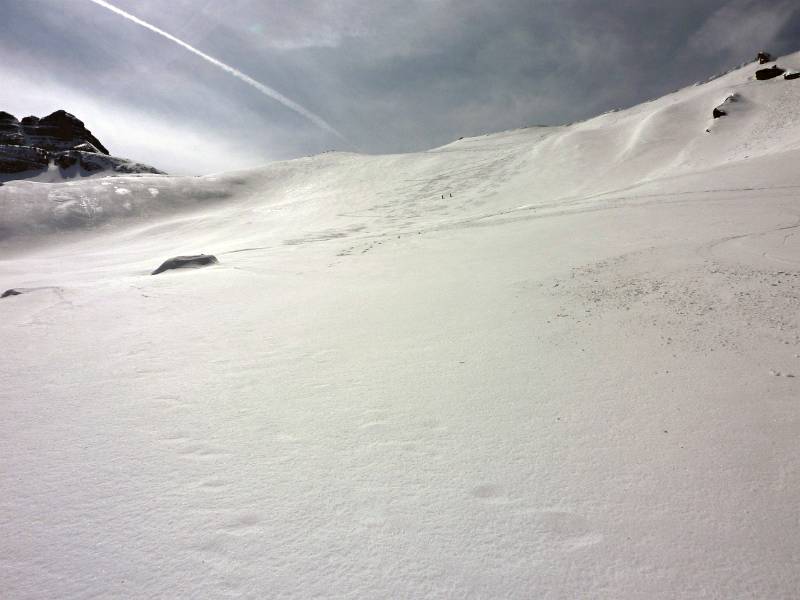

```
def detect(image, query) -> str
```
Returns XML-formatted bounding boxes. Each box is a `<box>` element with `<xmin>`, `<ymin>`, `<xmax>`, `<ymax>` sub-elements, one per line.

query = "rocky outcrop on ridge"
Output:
<box><xmin>756</xmin><ymin>51</ymin><xmax>773</xmax><ymax>64</ymax></box>
<box><xmin>0</xmin><ymin>145</ymin><xmax>50</xmax><ymax>172</ymax></box>
<box><xmin>1</xmin><ymin>110</ymin><xmax>108</xmax><ymax>154</ymax></box>
<box><xmin>712</xmin><ymin>93</ymin><xmax>740</xmax><ymax>119</ymax></box>
<box><xmin>0</xmin><ymin>112</ymin><xmax>26</xmax><ymax>146</ymax></box>
<box><xmin>755</xmin><ymin>65</ymin><xmax>786</xmax><ymax>80</ymax></box>
<box><xmin>0</xmin><ymin>110</ymin><xmax>164</xmax><ymax>178</ymax></box>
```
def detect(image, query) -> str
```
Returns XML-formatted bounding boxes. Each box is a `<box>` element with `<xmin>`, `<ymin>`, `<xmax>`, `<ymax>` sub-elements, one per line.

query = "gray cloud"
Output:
<box><xmin>88</xmin><ymin>0</ymin><xmax>347</xmax><ymax>140</ymax></box>
<box><xmin>688</xmin><ymin>0</ymin><xmax>800</xmax><ymax>56</ymax></box>
<box><xmin>1</xmin><ymin>0</ymin><xmax>799</xmax><ymax>173</ymax></box>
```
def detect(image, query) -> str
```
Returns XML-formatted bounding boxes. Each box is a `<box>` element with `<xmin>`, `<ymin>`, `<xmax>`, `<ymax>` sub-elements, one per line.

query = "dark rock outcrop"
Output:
<box><xmin>53</xmin><ymin>151</ymin><xmax>79</xmax><ymax>170</ymax></box>
<box><xmin>712</xmin><ymin>93</ymin><xmax>739</xmax><ymax>120</ymax></box>
<box><xmin>0</xmin><ymin>112</ymin><xmax>25</xmax><ymax>145</ymax></box>
<box><xmin>756</xmin><ymin>51</ymin><xmax>773</xmax><ymax>64</ymax></box>
<box><xmin>2</xmin><ymin>110</ymin><xmax>108</xmax><ymax>154</ymax></box>
<box><xmin>19</xmin><ymin>110</ymin><xmax>109</xmax><ymax>154</ymax></box>
<box><xmin>50</xmin><ymin>149</ymin><xmax>163</xmax><ymax>175</ymax></box>
<box><xmin>151</xmin><ymin>255</ymin><xmax>219</xmax><ymax>275</ymax></box>
<box><xmin>0</xmin><ymin>110</ymin><xmax>163</xmax><ymax>177</ymax></box>
<box><xmin>785</xmin><ymin>72</ymin><xmax>800</xmax><ymax>81</ymax></box>
<box><xmin>69</xmin><ymin>151</ymin><xmax>164</xmax><ymax>174</ymax></box>
<box><xmin>756</xmin><ymin>66</ymin><xmax>785</xmax><ymax>80</ymax></box>
<box><xmin>0</xmin><ymin>144</ymin><xmax>50</xmax><ymax>173</ymax></box>
<box><xmin>1</xmin><ymin>289</ymin><xmax>23</xmax><ymax>298</ymax></box>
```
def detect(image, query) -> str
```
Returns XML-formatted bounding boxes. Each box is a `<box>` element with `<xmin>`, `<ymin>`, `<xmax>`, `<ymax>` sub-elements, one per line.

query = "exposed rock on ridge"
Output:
<box><xmin>1</xmin><ymin>110</ymin><xmax>108</xmax><ymax>154</ymax></box>
<box><xmin>756</xmin><ymin>65</ymin><xmax>786</xmax><ymax>80</ymax></box>
<box><xmin>0</xmin><ymin>109</ymin><xmax>164</xmax><ymax>178</ymax></box>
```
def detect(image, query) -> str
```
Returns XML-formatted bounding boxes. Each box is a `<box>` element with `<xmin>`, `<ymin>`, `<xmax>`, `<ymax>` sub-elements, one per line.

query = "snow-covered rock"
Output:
<box><xmin>0</xmin><ymin>144</ymin><xmax>50</xmax><ymax>173</ymax></box>
<box><xmin>0</xmin><ymin>110</ymin><xmax>164</xmax><ymax>180</ymax></box>
<box><xmin>711</xmin><ymin>92</ymin><xmax>741</xmax><ymax>119</ymax></box>
<box><xmin>151</xmin><ymin>254</ymin><xmax>219</xmax><ymax>275</ymax></box>
<box><xmin>53</xmin><ymin>149</ymin><xmax>164</xmax><ymax>175</ymax></box>
<box><xmin>1</xmin><ymin>109</ymin><xmax>108</xmax><ymax>154</ymax></box>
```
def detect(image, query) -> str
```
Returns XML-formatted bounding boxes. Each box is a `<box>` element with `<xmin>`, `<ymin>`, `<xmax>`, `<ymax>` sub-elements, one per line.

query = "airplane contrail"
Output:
<box><xmin>87</xmin><ymin>0</ymin><xmax>347</xmax><ymax>142</ymax></box>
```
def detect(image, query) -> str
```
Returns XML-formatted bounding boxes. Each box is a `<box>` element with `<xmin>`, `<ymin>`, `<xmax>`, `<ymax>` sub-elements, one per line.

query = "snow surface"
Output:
<box><xmin>2</xmin><ymin>53</ymin><xmax>800</xmax><ymax>599</ymax></box>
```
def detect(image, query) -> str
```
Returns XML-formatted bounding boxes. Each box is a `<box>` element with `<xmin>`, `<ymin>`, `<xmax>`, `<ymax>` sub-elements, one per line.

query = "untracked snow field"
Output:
<box><xmin>2</xmin><ymin>54</ymin><xmax>800</xmax><ymax>598</ymax></box>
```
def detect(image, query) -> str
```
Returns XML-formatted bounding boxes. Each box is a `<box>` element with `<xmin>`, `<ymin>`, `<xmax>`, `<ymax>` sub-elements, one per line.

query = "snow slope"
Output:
<box><xmin>2</xmin><ymin>53</ymin><xmax>800</xmax><ymax>599</ymax></box>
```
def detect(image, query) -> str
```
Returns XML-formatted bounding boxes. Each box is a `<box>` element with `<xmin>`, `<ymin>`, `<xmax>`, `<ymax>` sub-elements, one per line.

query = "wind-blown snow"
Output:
<box><xmin>2</xmin><ymin>52</ymin><xmax>800</xmax><ymax>599</ymax></box>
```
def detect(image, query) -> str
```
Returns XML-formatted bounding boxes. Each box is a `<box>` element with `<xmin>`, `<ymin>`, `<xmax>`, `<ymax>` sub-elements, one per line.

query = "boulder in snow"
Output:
<box><xmin>784</xmin><ymin>72</ymin><xmax>800</xmax><ymax>81</ymax></box>
<box><xmin>151</xmin><ymin>254</ymin><xmax>219</xmax><ymax>275</ymax></box>
<box><xmin>756</xmin><ymin>66</ymin><xmax>785</xmax><ymax>80</ymax></box>
<box><xmin>1</xmin><ymin>289</ymin><xmax>23</xmax><ymax>298</ymax></box>
<box><xmin>756</xmin><ymin>51</ymin><xmax>773</xmax><ymax>64</ymax></box>
<box><xmin>712</xmin><ymin>93</ymin><xmax>740</xmax><ymax>119</ymax></box>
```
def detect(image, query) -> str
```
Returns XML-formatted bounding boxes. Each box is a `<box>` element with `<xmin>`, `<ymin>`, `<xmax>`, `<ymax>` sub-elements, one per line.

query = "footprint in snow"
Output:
<box><xmin>198</xmin><ymin>479</ymin><xmax>231</xmax><ymax>490</ymax></box>
<box><xmin>175</xmin><ymin>444</ymin><xmax>230</xmax><ymax>459</ymax></box>
<box><xmin>471</xmin><ymin>484</ymin><xmax>510</xmax><ymax>503</ymax></box>
<box><xmin>359</xmin><ymin>421</ymin><xmax>390</xmax><ymax>433</ymax></box>
<box><xmin>514</xmin><ymin>509</ymin><xmax>604</xmax><ymax>551</ymax></box>
<box><xmin>221</xmin><ymin>512</ymin><xmax>262</xmax><ymax>534</ymax></box>
<box><xmin>470</xmin><ymin>487</ymin><xmax>604</xmax><ymax>550</ymax></box>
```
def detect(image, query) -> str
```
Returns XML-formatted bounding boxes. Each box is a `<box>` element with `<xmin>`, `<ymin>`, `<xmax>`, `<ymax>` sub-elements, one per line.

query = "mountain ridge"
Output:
<box><xmin>1</xmin><ymin>50</ymin><xmax>799</xmax><ymax>248</ymax></box>
<box><xmin>0</xmin><ymin>109</ymin><xmax>164</xmax><ymax>181</ymax></box>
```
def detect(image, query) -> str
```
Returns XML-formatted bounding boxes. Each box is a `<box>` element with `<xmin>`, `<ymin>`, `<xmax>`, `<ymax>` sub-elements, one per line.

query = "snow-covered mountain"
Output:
<box><xmin>0</xmin><ymin>109</ymin><xmax>164</xmax><ymax>182</ymax></box>
<box><xmin>2</xmin><ymin>51</ymin><xmax>800</xmax><ymax>599</ymax></box>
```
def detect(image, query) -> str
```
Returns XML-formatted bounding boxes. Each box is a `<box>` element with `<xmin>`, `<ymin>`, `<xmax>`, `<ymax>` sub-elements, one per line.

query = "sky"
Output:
<box><xmin>1</xmin><ymin>0</ymin><xmax>799</xmax><ymax>175</ymax></box>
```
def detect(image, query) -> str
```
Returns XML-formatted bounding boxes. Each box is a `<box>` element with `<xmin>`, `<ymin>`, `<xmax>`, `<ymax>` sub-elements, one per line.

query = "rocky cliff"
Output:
<box><xmin>0</xmin><ymin>110</ymin><xmax>164</xmax><ymax>178</ymax></box>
